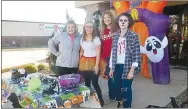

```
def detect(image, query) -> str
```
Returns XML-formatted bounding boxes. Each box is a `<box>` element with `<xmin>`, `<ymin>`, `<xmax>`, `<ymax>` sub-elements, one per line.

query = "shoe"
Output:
<box><xmin>97</xmin><ymin>92</ymin><xmax>104</xmax><ymax>107</ymax></box>
<box><xmin>100</xmin><ymin>100</ymin><xmax>104</xmax><ymax>107</ymax></box>
<box><xmin>8</xmin><ymin>93</ymin><xmax>22</xmax><ymax>108</ymax></box>
<box><xmin>117</xmin><ymin>102</ymin><xmax>123</xmax><ymax>108</ymax></box>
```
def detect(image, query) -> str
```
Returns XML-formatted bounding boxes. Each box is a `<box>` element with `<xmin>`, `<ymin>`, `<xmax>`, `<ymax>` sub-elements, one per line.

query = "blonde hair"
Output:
<box><xmin>100</xmin><ymin>10</ymin><xmax>117</xmax><ymax>38</ymax></box>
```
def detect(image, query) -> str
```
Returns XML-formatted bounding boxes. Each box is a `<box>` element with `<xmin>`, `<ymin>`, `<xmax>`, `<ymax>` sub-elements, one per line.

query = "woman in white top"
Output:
<box><xmin>79</xmin><ymin>21</ymin><xmax>105</xmax><ymax>107</ymax></box>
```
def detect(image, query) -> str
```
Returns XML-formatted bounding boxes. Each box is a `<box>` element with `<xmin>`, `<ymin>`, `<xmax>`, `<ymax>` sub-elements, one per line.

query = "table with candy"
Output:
<box><xmin>2</xmin><ymin>73</ymin><xmax>101</xmax><ymax>108</ymax></box>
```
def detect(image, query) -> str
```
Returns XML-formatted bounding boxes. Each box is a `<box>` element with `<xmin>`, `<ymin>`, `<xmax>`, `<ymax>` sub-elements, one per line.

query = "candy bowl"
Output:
<box><xmin>58</xmin><ymin>74</ymin><xmax>81</xmax><ymax>89</ymax></box>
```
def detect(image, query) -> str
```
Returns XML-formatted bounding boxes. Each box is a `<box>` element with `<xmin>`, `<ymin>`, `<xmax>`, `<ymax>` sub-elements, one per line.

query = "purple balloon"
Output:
<box><xmin>143</xmin><ymin>9</ymin><xmax>170</xmax><ymax>85</ymax></box>
<box><xmin>127</xmin><ymin>8</ymin><xmax>170</xmax><ymax>84</ymax></box>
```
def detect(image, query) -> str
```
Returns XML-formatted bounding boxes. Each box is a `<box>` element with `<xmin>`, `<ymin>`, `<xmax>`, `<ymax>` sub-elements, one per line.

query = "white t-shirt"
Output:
<box><xmin>80</xmin><ymin>36</ymin><xmax>101</xmax><ymax>57</ymax></box>
<box><xmin>117</xmin><ymin>37</ymin><xmax>126</xmax><ymax>64</ymax></box>
<box><xmin>109</xmin><ymin>37</ymin><xmax>138</xmax><ymax>68</ymax></box>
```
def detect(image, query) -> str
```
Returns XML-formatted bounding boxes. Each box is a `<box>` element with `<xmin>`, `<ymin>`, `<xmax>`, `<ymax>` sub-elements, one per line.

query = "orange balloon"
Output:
<box><xmin>113</xmin><ymin>1</ymin><xmax>129</xmax><ymax>15</ymax></box>
<box><xmin>146</xmin><ymin>1</ymin><xmax>167</xmax><ymax>13</ymax></box>
<box><xmin>140</xmin><ymin>1</ymin><xmax>148</xmax><ymax>8</ymax></box>
<box><xmin>131</xmin><ymin>22</ymin><xmax>151</xmax><ymax>79</ymax></box>
<box><xmin>132</xmin><ymin>22</ymin><xmax>148</xmax><ymax>46</ymax></box>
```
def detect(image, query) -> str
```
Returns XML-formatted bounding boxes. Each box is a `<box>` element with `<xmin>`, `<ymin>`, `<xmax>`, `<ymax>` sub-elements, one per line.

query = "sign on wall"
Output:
<box><xmin>39</xmin><ymin>24</ymin><xmax>65</xmax><ymax>30</ymax></box>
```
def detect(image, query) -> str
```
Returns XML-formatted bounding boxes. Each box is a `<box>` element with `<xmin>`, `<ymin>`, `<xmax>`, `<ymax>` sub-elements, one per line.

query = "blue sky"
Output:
<box><xmin>2</xmin><ymin>1</ymin><xmax>86</xmax><ymax>24</ymax></box>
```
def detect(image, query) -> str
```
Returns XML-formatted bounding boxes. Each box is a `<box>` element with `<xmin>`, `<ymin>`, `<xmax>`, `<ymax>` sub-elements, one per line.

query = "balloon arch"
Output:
<box><xmin>112</xmin><ymin>0</ymin><xmax>170</xmax><ymax>85</ymax></box>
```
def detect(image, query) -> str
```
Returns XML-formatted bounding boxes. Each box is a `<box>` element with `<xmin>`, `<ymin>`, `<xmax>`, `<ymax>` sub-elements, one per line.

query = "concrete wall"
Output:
<box><xmin>2</xmin><ymin>20</ymin><xmax>83</xmax><ymax>36</ymax></box>
<box><xmin>2</xmin><ymin>20</ymin><xmax>84</xmax><ymax>48</ymax></box>
<box><xmin>2</xmin><ymin>36</ymin><xmax>49</xmax><ymax>48</ymax></box>
<box><xmin>2</xmin><ymin>21</ymin><xmax>53</xmax><ymax>36</ymax></box>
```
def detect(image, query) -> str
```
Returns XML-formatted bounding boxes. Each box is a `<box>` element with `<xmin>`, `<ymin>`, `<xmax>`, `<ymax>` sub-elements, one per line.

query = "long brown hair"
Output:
<box><xmin>100</xmin><ymin>10</ymin><xmax>116</xmax><ymax>38</ymax></box>
<box><xmin>82</xmin><ymin>21</ymin><xmax>96</xmax><ymax>42</ymax></box>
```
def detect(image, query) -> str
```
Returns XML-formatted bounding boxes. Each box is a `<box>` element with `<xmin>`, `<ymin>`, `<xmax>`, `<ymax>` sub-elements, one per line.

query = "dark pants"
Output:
<box><xmin>57</xmin><ymin>66</ymin><xmax>78</xmax><ymax>76</ymax></box>
<box><xmin>112</xmin><ymin>64</ymin><xmax>133</xmax><ymax>108</ymax></box>
<box><xmin>122</xmin><ymin>79</ymin><xmax>133</xmax><ymax>108</ymax></box>
<box><xmin>105</xmin><ymin>57</ymin><xmax>115</xmax><ymax>100</ymax></box>
<box><xmin>79</xmin><ymin>71</ymin><xmax>104</xmax><ymax>105</ymax></box>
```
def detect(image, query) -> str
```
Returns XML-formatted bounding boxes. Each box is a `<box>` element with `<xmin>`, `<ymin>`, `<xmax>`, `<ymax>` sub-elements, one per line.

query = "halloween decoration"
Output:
<box><xmin>58</xmin><ymin>74</ymin><xmax>81</xmax><ymax>89</ymax></box>
<box><xmin>140</xmin><ymin>36</ymin><xmax>168</xmax><ymax>63</ymax></box>
<box><xmin>112</xmin><ymin>0</ymin><xmax>170</xmax><ymax>84</ymax></box>
<box><xmin>64</xmin><ymin>100</ymin><xmax>72</xmax><ymax>108</ymax></box>
<box><xmin>11</xmin><ymin>69</ymin><xmax>23</xmax><ymax>84</ymax></box>
<box><xmin>28</xmin><ymin>77</ymin><xmax>41</xmax><ymax>91</ymax></box>
<box><xmin>2</xmin><ymin>73</ymin><xmax>100</xmax><ymax>108</ymax></box>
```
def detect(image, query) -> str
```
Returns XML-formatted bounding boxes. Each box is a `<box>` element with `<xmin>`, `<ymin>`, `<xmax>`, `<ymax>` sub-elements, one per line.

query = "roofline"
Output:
<box><xmin>1</xmin><ymin>20</ymin><xmax>84</xmax><ymax>26</ymax></box>
<box><xmin>75</xmin><ymin>1</ymin><xmax>105</xmax><ymax>8</ymax></box>
<box><xmin>75</xmin><ymin>1</ymin><xmax>188</xmax><ymax>8</ymax></box>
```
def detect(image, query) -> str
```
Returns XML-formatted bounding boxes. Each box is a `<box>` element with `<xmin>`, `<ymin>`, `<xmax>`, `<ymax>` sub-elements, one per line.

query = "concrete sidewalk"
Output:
<box><xmin>99</xmin><ymin>67</ymin><xmax>187</xmax><ymax>108</ymax></box>
<box><xmin>2</xmin><ymin>49</ymin><xmax>48</xmax><ymax>69</ymax></box>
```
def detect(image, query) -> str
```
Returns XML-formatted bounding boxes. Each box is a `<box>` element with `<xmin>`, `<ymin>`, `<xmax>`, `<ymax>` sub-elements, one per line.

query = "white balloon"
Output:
<box><xmin>140</xmin><ymin>36</ymin><xmax>168</xmax><ymax>63</ymax></box>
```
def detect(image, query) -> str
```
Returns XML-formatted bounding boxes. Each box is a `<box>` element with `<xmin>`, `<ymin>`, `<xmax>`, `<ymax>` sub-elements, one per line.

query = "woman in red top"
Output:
<box><xmin>100</xmin><ymin>10</ymin><xmax>116</xmax><ymax>101</ymax></box>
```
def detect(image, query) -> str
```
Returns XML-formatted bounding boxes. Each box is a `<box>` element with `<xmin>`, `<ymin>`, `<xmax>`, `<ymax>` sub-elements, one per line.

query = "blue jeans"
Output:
<box><xmin>110</xmin><ymin>64</ymin><xmax>133</xmax><ymax>108</ymax></box>
<box><xmin>106</xmin><ymin>57</ymin><xmax>116</xmax><ymax>100</ymax></box>
<box><xmin>122</xmin><ymin>79</ymin><xmax>133</xmax><ymax>108</ymax></box>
